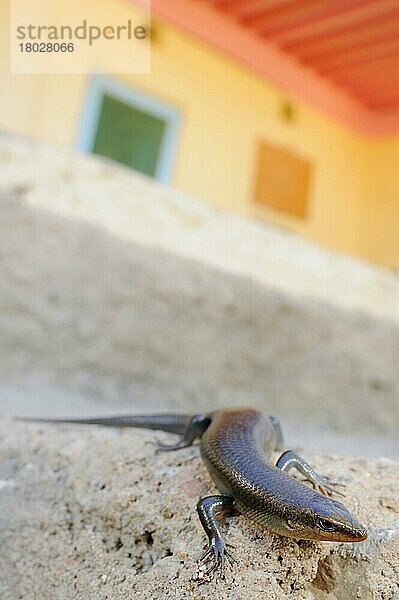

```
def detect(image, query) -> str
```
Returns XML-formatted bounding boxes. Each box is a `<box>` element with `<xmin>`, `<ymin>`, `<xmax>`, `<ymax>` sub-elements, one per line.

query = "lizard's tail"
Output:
<box><xmin>16</xmin><ymin>414</ymin><xmax>194</xmax><ymax>435</ymax></box>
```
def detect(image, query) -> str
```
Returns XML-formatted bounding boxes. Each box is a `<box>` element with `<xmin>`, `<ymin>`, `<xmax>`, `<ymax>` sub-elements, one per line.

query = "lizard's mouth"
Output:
<box><xmin>334</xmin><ymin>526</ymin><xmax>368</xmax><ymax>542</ymax></box>
<box><xmin>315</xmin><ymin>519</ymin><xmax>368</xmax><ymax>543</ymax></box>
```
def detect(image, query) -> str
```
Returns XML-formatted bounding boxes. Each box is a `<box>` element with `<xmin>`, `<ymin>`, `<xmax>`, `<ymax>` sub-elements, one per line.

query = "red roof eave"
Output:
<box><xmin>136</xmin><ymin>0</ymin><xmax>399</xmax><ymax>136</ymax></box>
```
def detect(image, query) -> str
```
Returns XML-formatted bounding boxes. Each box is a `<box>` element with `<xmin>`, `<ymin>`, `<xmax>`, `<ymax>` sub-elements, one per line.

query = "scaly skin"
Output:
<box><xmin>200</xmin><ymin>408</ymin><xmax>367</xmax><ymax>543</ymax></box>
<box><xmin>19</xmin><ymin>406</ymin><xmax>368</xmax><ymax>575</ymax></box>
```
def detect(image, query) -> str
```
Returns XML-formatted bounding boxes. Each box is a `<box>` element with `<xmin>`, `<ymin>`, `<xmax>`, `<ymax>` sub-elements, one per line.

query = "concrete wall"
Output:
<box><xmin>0</xmin><ymin>135</ymin><xmax>398</xmax><ymax>458</ymax></box>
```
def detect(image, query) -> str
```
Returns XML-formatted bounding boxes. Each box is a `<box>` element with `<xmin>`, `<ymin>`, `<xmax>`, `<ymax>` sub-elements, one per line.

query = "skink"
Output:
<box><xmin>21</xmin><ymin>407</ymin><xmax>367</xmax><ymax>573</ymax></box>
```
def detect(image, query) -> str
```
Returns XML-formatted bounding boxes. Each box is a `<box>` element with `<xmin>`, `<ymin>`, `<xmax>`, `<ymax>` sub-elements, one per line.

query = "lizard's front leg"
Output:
<box><xmin>276</xmin><ymin>450</ymin><xmax>345</xmax><ymax>497</ymax></box>
<box><xmin>197</xmin><ymin>495</ymin><xmax>236</xmax><ymax>575</ymax></box>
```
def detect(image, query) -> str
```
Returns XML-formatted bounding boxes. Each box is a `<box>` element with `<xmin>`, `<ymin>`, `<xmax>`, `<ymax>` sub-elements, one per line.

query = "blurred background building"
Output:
<box><xmin>1</xmin><ymin>0</ymin><xmax>399</xmax><ymax>269</ymax></box>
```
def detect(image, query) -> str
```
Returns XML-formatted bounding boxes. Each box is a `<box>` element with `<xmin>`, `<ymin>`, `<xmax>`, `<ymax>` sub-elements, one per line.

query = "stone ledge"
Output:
<box><xmin>1</xmin><ymin>133</ymin><xmax>399</xmax><ymax>322</ymax></box>
<box><xmin>1</xmin><ymin>419</ymin><xmax>397</xmax><ymax>599</ymax></box>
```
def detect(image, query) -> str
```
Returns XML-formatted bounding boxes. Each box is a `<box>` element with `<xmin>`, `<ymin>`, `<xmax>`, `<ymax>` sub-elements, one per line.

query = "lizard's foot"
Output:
<box><xmin>199</xmin><ymin>538</ymin><xmax>237</xmax><ymax>577</ymax></box>
<box><xmin>316</xmin><ymin>475</ymin><xmax>346</xmax><ymax>498</ymax></box>
<box><xmin>145</xmin><ymin>438</ymin><xmax>192</xmax><ymax>453</ymax></box>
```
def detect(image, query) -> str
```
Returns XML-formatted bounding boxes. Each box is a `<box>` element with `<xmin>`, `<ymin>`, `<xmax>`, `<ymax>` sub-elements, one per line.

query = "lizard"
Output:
<box><xmin>20</xmin><ymin>407</ymin><xmax>367</xmax><ymax>574</ymax></box>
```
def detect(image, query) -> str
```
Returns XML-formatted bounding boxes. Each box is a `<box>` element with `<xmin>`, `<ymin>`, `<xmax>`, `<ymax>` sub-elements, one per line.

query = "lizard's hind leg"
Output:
<box><xmin>155</xmin><ymin>414</ymin><xmax>211</xmax><ymax>452</ymax></box>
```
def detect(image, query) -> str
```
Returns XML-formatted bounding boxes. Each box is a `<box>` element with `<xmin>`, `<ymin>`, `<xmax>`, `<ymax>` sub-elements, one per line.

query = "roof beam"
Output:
<box><xmin>268</xmin><ymin>0</ymin><xmax>398</xmax><ymax>44</ymax></box>
<box><xmin>256</xmin><ymin>0</ymin><xmax>374</xmax><ymax>37</ymax></box>
<box><xmin>304</xmin><ymin>29</ymin><xmax>399</xmax><ymax>65</ymax></box>
<box><xmin>231</xmin><ymin>0</ymin><xmax>300</xmax><ymax>20</ymax></box>
<box><xmin>320</xmin><ymin>47</ymin><xmax>399</xmax><ymax>75</ymax></box>
<box><xmin>282</xmin><ymin>6</ymin><xmax>399</xmax><ymax>52</ymax></box>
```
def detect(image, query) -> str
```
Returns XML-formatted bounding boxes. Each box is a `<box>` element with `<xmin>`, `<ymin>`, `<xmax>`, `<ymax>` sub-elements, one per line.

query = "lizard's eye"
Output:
<box><xmin>286</xmin><ymin>520</ymin><xmax>296</xmax><ymax>531</ymax></box>
<box><xmin>316</xmin><ymin>518</ymin><xmax>336</xmax><ymax>532</ymax></box>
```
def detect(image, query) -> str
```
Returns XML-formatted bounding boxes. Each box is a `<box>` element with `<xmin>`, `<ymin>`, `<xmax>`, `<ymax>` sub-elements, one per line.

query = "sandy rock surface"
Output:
<box><xmin>1</xmin><ymin>420</ymin><xmax>398</xmax><ymax>600</ymax></box>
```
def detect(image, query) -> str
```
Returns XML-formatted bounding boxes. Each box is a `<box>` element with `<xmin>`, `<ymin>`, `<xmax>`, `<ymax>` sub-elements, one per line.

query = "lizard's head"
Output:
<box><xmin>282</xmin><ymin>494</ymin><xmax>367</xmax><ymax>542</ymax></box>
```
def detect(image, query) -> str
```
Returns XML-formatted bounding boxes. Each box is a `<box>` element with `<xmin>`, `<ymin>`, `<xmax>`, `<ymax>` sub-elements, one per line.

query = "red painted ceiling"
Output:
<box><xmin>208</xmin><ymin>0</ymin><xmax>399</xmax><ymax>113</ymax></box>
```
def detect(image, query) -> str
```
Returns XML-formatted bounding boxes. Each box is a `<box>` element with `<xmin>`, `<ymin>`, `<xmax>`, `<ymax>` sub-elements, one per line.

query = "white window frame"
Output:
<box><xmin>76</xmin><ymin>74</ymin><xmax>181</xmax><ymax>183</ymax></box>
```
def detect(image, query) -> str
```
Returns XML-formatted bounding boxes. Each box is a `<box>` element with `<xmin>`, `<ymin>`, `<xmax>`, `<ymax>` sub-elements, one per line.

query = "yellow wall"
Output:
<box><xmin>359</xmin><ymin>137</ymin><xmax>399</xmax><ymax>268</ymax></box>
<box><xmin>1</xmin><ymin>1</ymin><xmax>398</xmax><ymax>268</ymax></box>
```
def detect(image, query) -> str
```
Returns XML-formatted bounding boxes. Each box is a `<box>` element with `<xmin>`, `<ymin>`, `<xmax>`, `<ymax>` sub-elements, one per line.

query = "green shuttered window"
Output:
<box><xmin>93</xmin><ymin>94</ymin><xmax>166</xmax><ymax>178</ymax></box>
